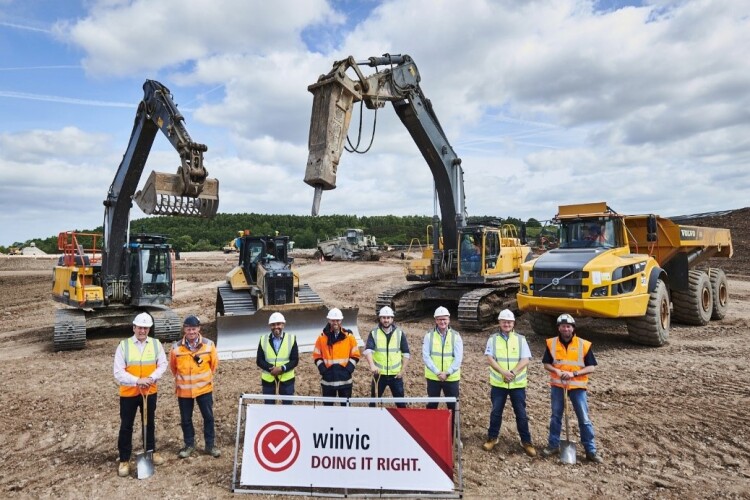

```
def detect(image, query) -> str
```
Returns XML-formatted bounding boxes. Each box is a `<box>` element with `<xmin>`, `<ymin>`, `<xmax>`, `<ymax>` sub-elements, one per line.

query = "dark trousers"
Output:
<box><xmin>426</xmin><ymin>379</ymin><xmax>460</xmax><ymax>433</ymax></box>
<box><xmin>321</xmin><ymin>385</ymin><xmax>352</xmax><ymax>406</ymax></box>
<box><xmin>488</xmin><ymin>386</ymin><xmax>532</xmax><ymax>443</ymax></box>
<box><xmin>177</xmin><ymin>392</ymin><xmax>215</xmax><ymax>449</ymax></box>
<box><xmin>118</xmin><ymin>393</ymin><xmax>157</xmax><ymax>461</ymax></box>
<box><xmin>369</xmin><ymin>374</ymin><xmax>406</xmax><ymax>408</ymax></box>
<box><xmin>261</xmin><ymin>379</ymin><xmax>295</xmax><ymax>405</ymax></box>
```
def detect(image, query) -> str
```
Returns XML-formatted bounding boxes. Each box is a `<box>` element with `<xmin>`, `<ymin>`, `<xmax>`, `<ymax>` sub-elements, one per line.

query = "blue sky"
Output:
<box><xmin>1</xmin><ymin>0</ymin><xmax>748</xmax><ymax>246</ymax></box>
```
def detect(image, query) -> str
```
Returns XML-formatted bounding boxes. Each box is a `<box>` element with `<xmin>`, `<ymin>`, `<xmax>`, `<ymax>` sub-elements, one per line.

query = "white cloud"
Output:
<box><xmin>57</xmin><ymin>0</ymin><xmax>341</xmax><ymax>77</ymax></box>
<box><xmin>3</xmin><ymin>0</ymin><xmax>749</xmax><ymax>245</ymax></box>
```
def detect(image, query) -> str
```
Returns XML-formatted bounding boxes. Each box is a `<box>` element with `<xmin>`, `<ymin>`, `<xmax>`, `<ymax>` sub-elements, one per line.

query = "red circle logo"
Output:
<box><xmin>254</xmin><ymin>420</ymin><xmax>301</xmax><ymax>471</ymax></box>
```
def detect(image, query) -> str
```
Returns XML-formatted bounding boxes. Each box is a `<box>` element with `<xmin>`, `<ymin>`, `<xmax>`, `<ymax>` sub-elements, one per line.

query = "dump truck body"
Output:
<box><xmin>518</xmin><ymin>202</ymin><xmax>732</xmax><ymax>346</ymax></box>
<box><xmin>315</xmin><ymin>228</ymin><xmax>380</xmax><ymax>261</ymax></box>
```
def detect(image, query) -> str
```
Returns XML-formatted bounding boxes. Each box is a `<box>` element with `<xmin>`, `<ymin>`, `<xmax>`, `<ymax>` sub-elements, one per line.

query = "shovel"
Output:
<box><xmin>560</xmin><ymin>385</ymin><xmax>577</xmax><ymax>464</ymax></box>
<box><xmin>135</xmin><ymin>390</ymin><xmax>154</xmax><ymax>479</ymax></box>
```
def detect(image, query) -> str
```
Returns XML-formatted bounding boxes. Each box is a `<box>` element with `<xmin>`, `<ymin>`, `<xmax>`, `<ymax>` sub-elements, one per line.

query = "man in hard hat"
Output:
<box><xmin>422</xmin><ymin>306</ymin><xmax>463</xmax><ymax>430</ymax></box>
<box><xmin>113</xmin><ymin>312</ymin><xmax>167</xmax><ymax>477</ymax></box>
<box><xmin>363</xmin><ymin>306</ymin><xmax>411</xmax><ymax>408</ymax></box>
<box><xmin>256</xmin><ymin>312</ymin><xmax>299</xmax><ymax>405</ymax></box>
<box><xmin>541</xmin><ymin>314</ymin><xmax>603</xmax><ymax>463</ymax></box>
<box><xmin>313</xmin><ymin>307</ymin><xmax>361</xmax><ymax>406</ymax></box>
<box><xmin>169</xmin><ymin>315</ymin><xmax>220</xmax><ymax>459</ymax></box>
<box><xmin>482</xmin><ymin>309</ymin><xmax>536</xmax><ymax>457</ymax></box>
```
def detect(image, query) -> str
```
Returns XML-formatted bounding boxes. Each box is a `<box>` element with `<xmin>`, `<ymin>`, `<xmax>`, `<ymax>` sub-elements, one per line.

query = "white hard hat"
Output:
<box><xmin>379</xmin><ymin>306</ymin><xmax>394</xmax><ymax>318</ymax></box>
<box><xmin>327</xmin><ymin>308</ymin><xmax>344</xmax><ymax>320</ymax></box>
<box><xmin>268</xmin><ymin>312</ymin><xmax>286</xmax><ymax>324</ymax></box>
<box><xmin>557</xmin><ymin>313</ymin><xmax>575</xmax><ymax>326</ymax></box>
<box><xmin>133</xmin><ymin>312</ymin><xmax>153</xmax><ymax>328</ymax></box>
<box><xmin>434</xmin><ymin>306</ymin><xmax>450</xmax><ymax>318</ymax></box>
<box><xmin>498</xmin><ymin>309</ymin><xmax>515</xmax><ymax>321</ymax></box>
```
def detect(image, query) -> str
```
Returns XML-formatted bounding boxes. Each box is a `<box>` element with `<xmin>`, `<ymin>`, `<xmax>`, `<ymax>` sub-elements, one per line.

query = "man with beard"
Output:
<box><xmin>312</xmin><ymin>308</ymin><xmax>361</xmax><ymax>406</ymax></box>
<box><xmin>256</xmin><ymin>312</ymin><xmax>299</xmax><ymax>405</ymax></box>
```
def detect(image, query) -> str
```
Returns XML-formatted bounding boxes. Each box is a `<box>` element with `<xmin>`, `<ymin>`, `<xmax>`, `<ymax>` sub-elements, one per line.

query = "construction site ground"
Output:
<box><xmin>1</xmin><ymin>209</ymin><xmax>749</xmax><ymax>499</ymax></box>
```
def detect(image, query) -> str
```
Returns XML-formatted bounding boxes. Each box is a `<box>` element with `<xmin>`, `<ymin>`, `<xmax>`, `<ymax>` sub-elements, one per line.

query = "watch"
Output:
<box><xmin>573</xmin><ymin>371</ymin><xmax>579</xmax><ymax>377</ymax></box>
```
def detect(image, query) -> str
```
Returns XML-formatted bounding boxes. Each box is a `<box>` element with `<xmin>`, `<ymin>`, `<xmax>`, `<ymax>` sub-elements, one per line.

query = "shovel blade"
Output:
<box><xmin>560</xmin><ymin>441</ymin><xmax>577</xmax><ymax>464</ymax></box>
<box><xmin>135</xmin><ymin>451</ymin><xmax>154</xmax><ymax>479</ymax></box>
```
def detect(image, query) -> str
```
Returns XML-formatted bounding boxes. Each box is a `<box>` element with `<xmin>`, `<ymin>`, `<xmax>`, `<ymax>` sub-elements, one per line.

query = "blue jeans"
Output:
<box><xmin>370</xmin><ymin>374</ymin><xmax>406</xmax><ymax>408</ymax></box>
<box><xmin>178</xmin><ymin>392</ymin><xmax>215</xmax><ymax>449</ymax></box>
<box><xmin>488</xmin><ymin>386</ymin><xmax>531</xmax><ymax>444</ymax></box>
<box><xmin>548</xmin><ymin>386</ymin><xmax>596</xmax><ymax>454</ymax></box>
<box><xmin>261</xmin><ymin>379</ymin><xmax>295</xmax><ymax>405</ymax></box>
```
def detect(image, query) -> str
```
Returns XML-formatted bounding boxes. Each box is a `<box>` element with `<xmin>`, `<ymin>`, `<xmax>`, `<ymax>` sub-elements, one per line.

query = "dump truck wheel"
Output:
<box><xmin>709</xmin><ymin>269</ymin><xmax>729</xmax><ymax>320</ymax></box>
<box><xmin>527</xmin><ymin>312</ymin><xmax>558</xmax><ymax>337</ymax></box>
<box><xmin>672</xmin><ymin>270</ymin><xmax>713</xmax><ymax>326</ymax></box>
<box><xmin>626</xmin><ymin>279</ymin><xmax>670</xmax><ymax>346</ymax></box>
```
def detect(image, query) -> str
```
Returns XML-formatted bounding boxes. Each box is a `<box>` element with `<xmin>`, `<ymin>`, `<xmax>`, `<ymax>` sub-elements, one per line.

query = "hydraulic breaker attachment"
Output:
<box><xmin>304</xmin><ymin>65</ymin><xmax>360</xmax><ymax>216</ymax></box>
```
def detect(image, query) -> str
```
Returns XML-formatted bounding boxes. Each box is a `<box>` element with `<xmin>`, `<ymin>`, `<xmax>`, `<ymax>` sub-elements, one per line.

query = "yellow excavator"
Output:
<box><xmin>305</xmin><ymin>54</ymin><xmax>530</xmax><ymax>329</ymax></box>
<box><xmin>51</xmin><ymin>80</ymin><xmax>219</xmax><ymax>350</ymax></box>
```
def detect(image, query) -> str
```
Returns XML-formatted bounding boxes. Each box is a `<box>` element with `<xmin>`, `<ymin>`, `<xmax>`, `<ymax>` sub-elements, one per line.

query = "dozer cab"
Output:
<box><xmin>215</xmin><ymin>233</ymin><xmax>360</xmax><ymax>360</ymax></box>
<box><xmin>51</xmin><ymin>80</ymin><xmax>219</xmax><ymax>350</ymax></box>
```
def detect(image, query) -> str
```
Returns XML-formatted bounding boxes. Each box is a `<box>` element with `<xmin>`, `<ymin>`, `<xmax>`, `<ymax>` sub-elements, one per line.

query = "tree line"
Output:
<box><xmin>2</xmin><ymin>213</ymin><xmax>543</xmax><ymax>255</ymax></box>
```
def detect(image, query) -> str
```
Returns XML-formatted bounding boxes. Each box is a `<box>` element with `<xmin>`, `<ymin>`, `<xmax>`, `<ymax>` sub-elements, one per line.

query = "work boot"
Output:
<box><xmin>541</xmin><ymin>446</ymin><xmax>560</xmax><ymax>458</ymax></box>
<box><xmin>206</xmin><ymin>446</ymin><xmax>221</xmax><ymax>458</ymax></box>
<box><xmin>522</xmin><ymin>442</ymin><xmax>537</xmax><ymax>457</ymax></box>
<box><xmin>152</xmin><ymin>452</ymin><xmax>165</xmax><ymax>466</ymax></box>
<box><xmin>482</xmin><ymin>438</ymin><xmax>499</xmax><ymax>451</ymax></box>
<box><xmin>178</xmin><ymin>446</ymin><xmax>195</xmax><ymax>459</ymax></box>
<box><xmin>117</xmin><ymin>461</ymin><xmax>130</xmax><ymax>477</ymax></box>
<box><xmin>586</xmin><ymin>451</ymin><xmax>604</xmax><ymax>464</ymax></box>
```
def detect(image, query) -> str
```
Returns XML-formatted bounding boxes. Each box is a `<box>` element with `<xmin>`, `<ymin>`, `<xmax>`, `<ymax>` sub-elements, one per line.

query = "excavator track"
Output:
<box><xmin>151</xmin><ymin>309</ymin><xmax>182</xmax><ymax>342</ymax></box>
<box><xmin>375</xmin><ymin>283</ymin><xmax>431</xmax><ymax>319</ymax></box>
<box><xmin>457</xmin><ymin>280</ymin><xmax>520</xmax><ymax>331</ymax></box>
<box><xmin>54</xmin><ymin>309</ymin><xmax>87</xmax><ymax>351</ymax></box>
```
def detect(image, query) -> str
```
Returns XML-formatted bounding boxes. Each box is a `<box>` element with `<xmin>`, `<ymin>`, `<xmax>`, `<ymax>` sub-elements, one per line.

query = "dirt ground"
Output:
<box><xmin>1</xmin><ymin>210</ymin><xmax>750</xmax><ymax>499</ymax></box>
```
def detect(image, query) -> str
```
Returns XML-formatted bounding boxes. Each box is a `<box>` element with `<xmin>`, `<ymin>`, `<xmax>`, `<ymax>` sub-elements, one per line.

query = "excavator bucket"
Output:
<box><xmin>134</xmin><ymin>170</ymin><xmax>219</xmax><ymax>218</ymax></box>
<box><xmin>215</xmin><ymin>306</ymin><xmax>361</xmax><ymax>360</ymax></box>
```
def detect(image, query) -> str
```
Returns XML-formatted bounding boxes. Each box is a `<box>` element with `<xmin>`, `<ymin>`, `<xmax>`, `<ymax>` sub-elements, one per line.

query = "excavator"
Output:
<box><xmin>214</xmin><ymin>231</ymin><xmax>360</xmax><ymax>360</ymax></box>
<box><xmin>305</xmin><ymin>54</ymin><xmax>531</xmax><ymax>329</ymax></box>
<box><xmin>51</xmin><ymin>80</ymin><xmax>219</xmax><ymax>350</ymax></box>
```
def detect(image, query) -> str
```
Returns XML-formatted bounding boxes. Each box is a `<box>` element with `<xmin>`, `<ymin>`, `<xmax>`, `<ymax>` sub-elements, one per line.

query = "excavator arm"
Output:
<box><xmin>305</xmin><ymin>54</ymin><xmax>465</xmax><ymax>252</ymax></box>
<box><xmin>102</xmin><ymin>79</ymin><xmax>219</xmax><ymax>280</ymax></box>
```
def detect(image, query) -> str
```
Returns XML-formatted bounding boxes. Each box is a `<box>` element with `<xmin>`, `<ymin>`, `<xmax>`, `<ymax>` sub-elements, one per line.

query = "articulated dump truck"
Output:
<box><xmin>518</xmin><ymin>202</ymin><xmax>732</xmax><ymax>346</ymax></box>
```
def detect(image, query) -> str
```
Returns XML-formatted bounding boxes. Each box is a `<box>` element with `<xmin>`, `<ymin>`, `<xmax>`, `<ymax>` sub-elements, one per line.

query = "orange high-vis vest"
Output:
<box><xmin>119</xmin><ymin>337</ymin><xmax>164</xmax><ymax>397</ymax></box>
<box><xmin>169</xmin><ymin>336</ymin><xmax>218</xmax><ymax>399</ymax></box>
<box><xmin>546</xmin><ymin>335</ymin><xmax>591</xmax><ymax>389</ymax></box>
<box><xmin>312</xmin><ymin>329</ymin><xmax>360</xmax><ymax>368</ymax></box>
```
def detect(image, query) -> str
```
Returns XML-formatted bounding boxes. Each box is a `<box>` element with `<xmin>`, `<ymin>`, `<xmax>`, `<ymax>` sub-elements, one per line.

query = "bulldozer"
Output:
<box><xmin>518</xmin><ymin>202</ymin><xmax>732</xmax><ymax>346</ymax></box>
<box><xmin>222</xmin><ymin>231</ymin><xmax>243</xmax><ymax>253</ymax></box>
<box><xmin>215</xmin><ymin>233</ymin><xmax>360</xmax><ymax>360</ymax></box>
<box><xmin>51</xmin><ymin>80</ymin><xmax>219</xmax><ymax>350</ymax></box>
<box><xmin>314</xmin><ymin>228</ymin><xmax>381</xmax><ymax>261</ymax></box>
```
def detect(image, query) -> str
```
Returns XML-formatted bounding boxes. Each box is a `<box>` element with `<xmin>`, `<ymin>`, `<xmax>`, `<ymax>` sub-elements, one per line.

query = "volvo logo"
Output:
<box><xmin>552</xmin><ymin>278</ymin><xmax>560</xmax><ymax>285</ymax></box>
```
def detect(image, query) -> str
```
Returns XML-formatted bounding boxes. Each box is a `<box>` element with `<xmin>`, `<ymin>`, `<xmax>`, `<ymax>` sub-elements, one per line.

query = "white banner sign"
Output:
<box><xmin>240</xmin><ymin>405</ymin><xmax>454</xmax><ymax>492</ymax></box>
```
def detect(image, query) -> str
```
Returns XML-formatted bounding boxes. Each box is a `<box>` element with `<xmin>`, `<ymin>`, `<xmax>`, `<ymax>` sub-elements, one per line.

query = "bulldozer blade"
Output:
<box><xmin>216</xmin><ymin>306</ymin><xmax>361</xmax><ymax>360</ymax></box>
<box><xmin>134</xmin><ymin>170</ymin><xmax>219</xmax><ymax>218</ymax></box>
